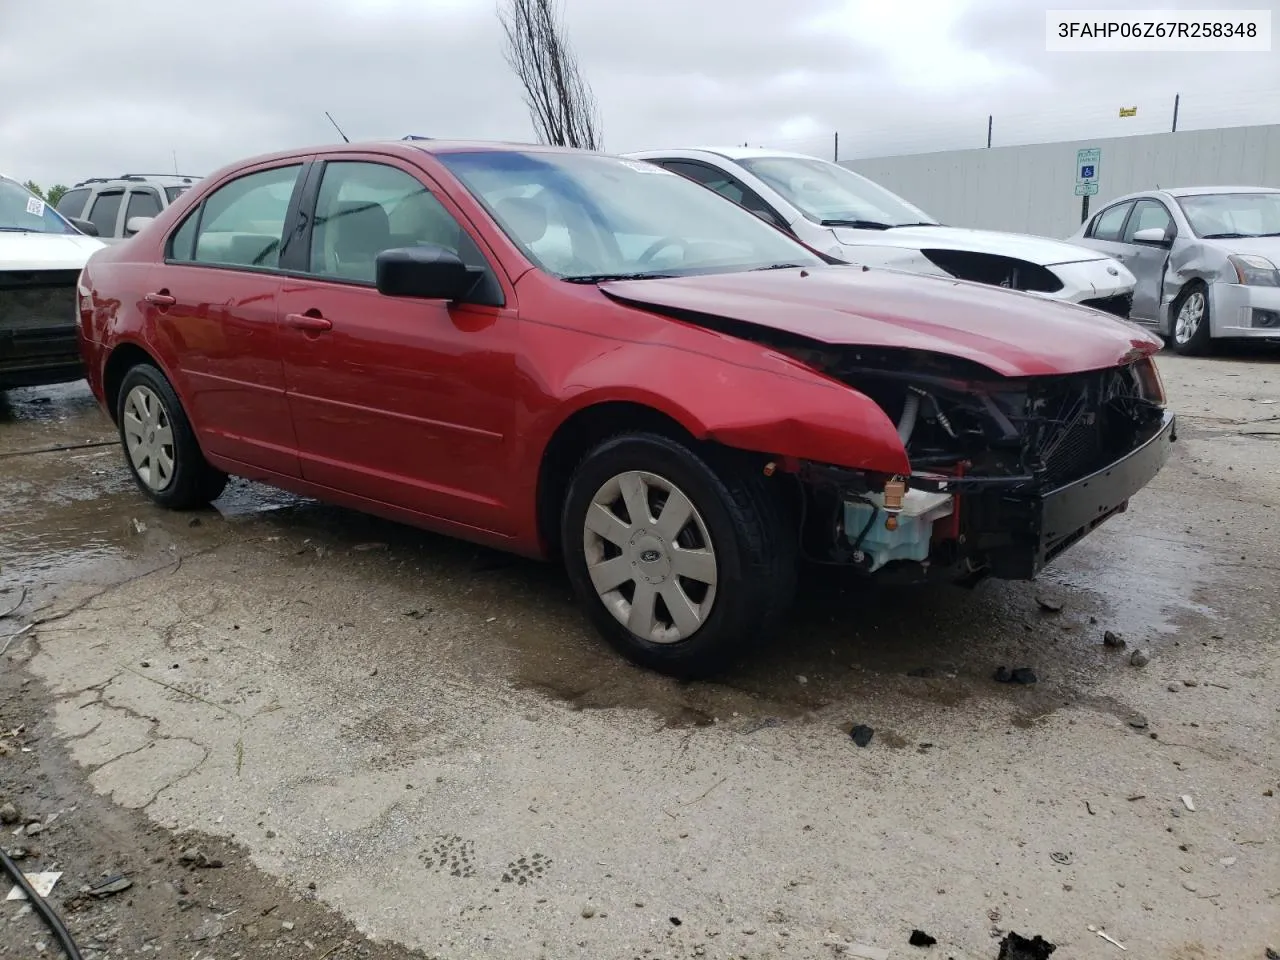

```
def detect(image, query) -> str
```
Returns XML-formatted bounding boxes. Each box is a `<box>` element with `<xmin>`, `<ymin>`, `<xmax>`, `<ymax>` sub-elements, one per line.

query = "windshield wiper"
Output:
<box><xmin>892</xmin><ymin>221</ymin><xmax>942</xmax><ymax>227</ymax></box>
<box><xmin>0</xmin><ymin>226</ymin><xmax>36</xmax><ymax>233</ymax></box>
<box><xmin>819</xmin><ymin>219</ymin><xmax>893</xmax><ymax>230</ymax></box>
<box><xmin>561</xmin><ymin>272</ymin><xmax>677</xmax><ymax>284</ymax></box>
<box><xmin>1201</xmin><ymin>232</ymin><xmax>1252</xmax><ymax>239</ymax></box>
<box><xmin>749</xmin><ymin>262</ymin><xmax>809</xmax><ymax>271</ymax></box>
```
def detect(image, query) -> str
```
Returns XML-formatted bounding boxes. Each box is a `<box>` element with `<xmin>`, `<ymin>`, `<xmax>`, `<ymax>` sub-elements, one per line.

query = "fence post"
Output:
<box><xmin>1172</xmin><ymin>93</ymin><xmax>1180</xmax><ymax>132</ymax></box>
<box><xmin>834</xmin><ymin>131</ymin><xmax>839</xmax><ymax>162</ymax></box>
<box><xmin>987</xmin><ymin>115</ymin><xmax>993</xmax><ymax>148</ymax></box>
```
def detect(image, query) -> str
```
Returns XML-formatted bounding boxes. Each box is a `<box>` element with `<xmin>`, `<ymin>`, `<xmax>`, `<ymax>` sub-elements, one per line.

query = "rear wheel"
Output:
<box><xmin>560</xmin><ymin>432</ymin><xmax>796</xmax><ymax>678</ymax></box>
<box><xmin>116</xmin><ymin>363</ymin><xmax>227</xmax><ymax>509</ymax></box>
<box><xmin>1170</xmin><ymin>282</ymin><xmax>1212</xmax><ymax>356</ymax></box>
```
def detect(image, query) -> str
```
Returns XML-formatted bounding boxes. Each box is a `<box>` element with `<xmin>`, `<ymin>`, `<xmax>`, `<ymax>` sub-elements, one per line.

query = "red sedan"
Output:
<box><xmin>77</xmin><ymin>140</ymin><xmax>1174</xmax><ymax>677</ymax></box>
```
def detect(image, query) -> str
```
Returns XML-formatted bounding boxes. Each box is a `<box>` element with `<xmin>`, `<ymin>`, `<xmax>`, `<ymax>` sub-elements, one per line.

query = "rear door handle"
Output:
<box><xmin>285</xmin><ymin>312</ymin><xmax>333</xmax><ymax>332</ymax></box>
<box><xmin>144</xmin><ymin>291</ymin><xmax>176</xmax><ymax>306</ymax></box>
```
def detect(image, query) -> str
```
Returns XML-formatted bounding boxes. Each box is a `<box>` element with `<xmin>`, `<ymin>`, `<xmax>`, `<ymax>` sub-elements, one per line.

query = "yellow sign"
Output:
<box><xmin>1119</xmin><ymin>106</ymin><xmax>1138</xmax><ymax>117</ymax></box>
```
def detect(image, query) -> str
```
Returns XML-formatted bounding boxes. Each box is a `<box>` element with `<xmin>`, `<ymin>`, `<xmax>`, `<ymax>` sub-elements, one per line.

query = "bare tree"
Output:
<box><xmin>497</xmin><ymin>0</ymin><xmax>602</xmax><ymax>150</ymax></box>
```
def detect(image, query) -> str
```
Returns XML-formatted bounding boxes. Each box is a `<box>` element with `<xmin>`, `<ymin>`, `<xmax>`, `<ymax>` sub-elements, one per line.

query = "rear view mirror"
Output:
<box><xmin>375</xmin><ymin>245</ymin><xmax>481</xmax><ymax>300</ymax></box>
<box><xmin>125</xmin><ymin>216</ymin><xmax>155</xmax><ymax>236</ymax></box>
<box><xmin>1132</xmin><ymin>226</ymin><xmax>1172</xmax><ymax>246</ymax></box>
<box><xmin>68</xmin><ymin>217</ymin><xmax>99</xmax><ymax>237</ymax></box>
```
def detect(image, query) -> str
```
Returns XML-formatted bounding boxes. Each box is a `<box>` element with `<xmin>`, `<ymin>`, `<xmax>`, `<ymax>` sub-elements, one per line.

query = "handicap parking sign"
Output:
<box><xmin>1080</xmin><ymin>164</ymin><xmax>1095</xmax><ymax>180</ymax></box>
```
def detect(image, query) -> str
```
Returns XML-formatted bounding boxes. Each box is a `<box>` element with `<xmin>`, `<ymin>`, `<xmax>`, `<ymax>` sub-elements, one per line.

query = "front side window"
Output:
<box><xmin>735</xmin><ymin>155</ymin><xmax>937</xmax><ymax>229</ymax></box>
<box><xmin>1090</xmin><ymin>202</ymin><xmax>1133</xmax><ymax>242</ymax></box>
<box><xmin>125</xmin><ymin>188</ymin><xmax>163</xmax><ymax>224</ymax></box>
<box><xmin>180</xmin><ymin>164</ymin><xmax>302</xmax><ymax>269</ymax></box>
<box><xmin>660</xmin><ymin>160</ymin><xmax>788</xmax><ymax>230</ymax></box>
<box><xmin>307</xmin><ymin>161</ymin><xmax>486</xmax><ymax>283</ymax></box>
<box><xmin>87</xmin><ymin>191</ymin><xmax>124</xmax><ymax>237</ymax></box>
<box><xmin>1123</xmin><ymin>199</ymin><xmax>1173</xmax><ymax>242</ymax></box>
<box><xmin>1176</xmin><ymin>192</ymin><xmax>1280</xmax><ymax>239</ymax></box>
<box><xmin>438</xmin><ymin>151</ymin><xmax>824</xmax><ymax>281</ymax></box>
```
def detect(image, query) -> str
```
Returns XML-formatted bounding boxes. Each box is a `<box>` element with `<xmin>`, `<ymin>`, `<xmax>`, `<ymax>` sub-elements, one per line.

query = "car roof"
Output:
<box><xmin>1104</xmin><ymin>185</ymin><xmax>1280</xmax><ymax>205</ymax></box>
<box><xmin>626</xmin><ymin>146</ymin><xmax>825</xmax><ymax>162</ymax></box>
<box><xmin>72</xmin><ymin>173</ymin><xmax>202</xmax><ymax>188</ymax></box>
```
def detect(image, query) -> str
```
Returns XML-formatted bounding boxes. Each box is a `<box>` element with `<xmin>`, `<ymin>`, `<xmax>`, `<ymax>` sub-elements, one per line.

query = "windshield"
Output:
<box><xmin>0</xmin><ymin>176</ymin><xmax>78</xmax><ymax>235</ymax></box>
<box><xmin>436</xmin><ymin>150</ymin><xmax>824</xmax><ymax>281</ymax></box>
<box><xmin>1176</xmin><ymin>192</ymin><xmax>1280</xmax><ymax>238</ymax></box>
<box><xmin>736</xmin><ymin>155</ymin><xmax>938</xmax><ymax>229</ymax></box>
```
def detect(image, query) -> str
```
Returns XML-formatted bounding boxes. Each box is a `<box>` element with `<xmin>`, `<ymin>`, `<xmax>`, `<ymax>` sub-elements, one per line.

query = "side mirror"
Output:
<box><xmin>68</xmin><ymin>217</ymin><xmax>99</xmax><ymax>237</ymax></box>
<box><xmin>375</xmin><ymin>245</ymin><xmax>481</xmax><ymax>300</ymax></box>
<box><xmin>1132</xmin><ymin>226</ymin><xmax>1172</xmax><ymax>246</ymax></box>
<box><xmin>125</xmin><ymin>216</ymin><xmax>155</xmax><ymax>236</ymax></box>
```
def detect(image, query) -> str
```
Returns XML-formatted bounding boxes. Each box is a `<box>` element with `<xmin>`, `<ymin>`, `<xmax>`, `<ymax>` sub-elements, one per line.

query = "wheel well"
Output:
<box><xmin>1166</xmin><ymin>278</ymin><xmax>1207</xmax><ymax>329</ymax></box>
<box><xmin>536</xmin><ymin>402</ymin><xmax>698</xmax><ymax>556</ymax></box>
<box><xmin>102</xmin><ymin>343</ymin><xmax>157</xmax><ymax>422</ymax></box>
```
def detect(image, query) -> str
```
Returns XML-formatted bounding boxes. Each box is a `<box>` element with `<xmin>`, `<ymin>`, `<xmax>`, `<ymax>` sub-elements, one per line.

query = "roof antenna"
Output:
<box><xmin>325</xmin><ymin>111</ymin><xmax>350</xmax><ymax>143</ymax></box>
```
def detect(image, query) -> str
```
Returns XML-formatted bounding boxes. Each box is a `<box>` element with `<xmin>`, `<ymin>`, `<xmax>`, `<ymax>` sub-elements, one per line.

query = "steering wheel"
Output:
<box><xmin>636</xmin><ymin>235</ymin><xmax>689</xmax><ymax>267</ymax></box>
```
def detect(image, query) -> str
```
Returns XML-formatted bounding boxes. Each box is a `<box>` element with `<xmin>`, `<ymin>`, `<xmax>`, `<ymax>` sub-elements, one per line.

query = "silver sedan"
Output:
<box><xmin>1067</xmin><ymin>185</ymin><xmax>1280</xmax><ymax>355</ymax></box>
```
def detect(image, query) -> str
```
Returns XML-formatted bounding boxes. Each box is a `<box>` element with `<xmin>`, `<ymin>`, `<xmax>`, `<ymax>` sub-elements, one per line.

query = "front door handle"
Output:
<box><xmin>144</xmin><ymin>291</ymin><xmax>176</xmax><ymax>307</ymax></box>
<box><xmin>285</xmin><ymin>312</ymin><xmax>333</xmax><ymax>333</ymax></box>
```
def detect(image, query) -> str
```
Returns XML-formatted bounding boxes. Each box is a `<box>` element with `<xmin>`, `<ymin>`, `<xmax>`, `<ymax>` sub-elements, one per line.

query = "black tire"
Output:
<box><xmin>1169</xmin><ymin>282</ymin><xmax>1213</xmax><ymax>356</ymax></box>
<box><xmin>560</xmin><ymin>431</ymin><xmax>797</xmax><ymax>679</ymax></box>
<box><xmin>115</xmin><ymin>363</ymin><xmax>227</xmax><ymax>510</ymax></box>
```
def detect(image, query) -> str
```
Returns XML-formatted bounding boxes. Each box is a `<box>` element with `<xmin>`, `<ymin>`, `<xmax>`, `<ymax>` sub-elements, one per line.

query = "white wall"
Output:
<box><xmin>843</xmin><ymin>124</ymin><xmax>1280</xmax><ymax>240</ymax></box>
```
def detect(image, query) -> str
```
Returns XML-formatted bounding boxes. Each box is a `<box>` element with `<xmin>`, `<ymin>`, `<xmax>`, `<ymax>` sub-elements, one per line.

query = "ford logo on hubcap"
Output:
<box><xmin>640</xmin><ymin>549</ymin><xmax>661</xmax><ymax>563</ymax></box>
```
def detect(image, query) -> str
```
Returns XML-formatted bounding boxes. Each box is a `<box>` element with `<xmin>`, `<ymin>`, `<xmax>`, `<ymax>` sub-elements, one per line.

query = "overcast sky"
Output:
<box><xmin>2</xmin><ymin>0</ymin><xmax>1278</xmax><ymax>186</ymax></box>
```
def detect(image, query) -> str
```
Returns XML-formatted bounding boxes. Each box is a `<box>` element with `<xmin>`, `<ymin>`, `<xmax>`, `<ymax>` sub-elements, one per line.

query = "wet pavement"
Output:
<box><xmin>2</xmin><ymin>355</ymin><xmax>1279</xmax><ymax>959</ymax></box>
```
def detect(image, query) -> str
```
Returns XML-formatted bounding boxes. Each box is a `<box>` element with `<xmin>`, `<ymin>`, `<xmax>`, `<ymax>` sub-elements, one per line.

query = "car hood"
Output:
<box><xmin>599</xmin><ymin>265</ymin><xmax>1161</xmax><ymax>378</ymax></box>
<box><xmin>0</xmin><ymin>231</ymin><xmax>105</xmax><ymax>271</ymax></box>
<box><xmin>1202</xmin><ymin>235</ymin><xmax>1280</xmax><ymax>259</ymax></box>
<box><xmin>832</xmin><ymin>224</ymin><xmax>1112</xmax><ymax>267</ymax></box>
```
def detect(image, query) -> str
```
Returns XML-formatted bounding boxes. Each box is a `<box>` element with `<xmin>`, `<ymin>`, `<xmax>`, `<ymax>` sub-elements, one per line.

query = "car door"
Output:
<box><xmin>1117</xmin><ymin>198</ymin><xmax>1176</xmax><ymax>322</ymax></box>
<box><xmin>654</xmin><ymin>159</ymin><xmax>794</xmax><ymax>234</ymax></box>
<box><xmin>275</xmin><ymin>156</ymin><xmax>518</xmax><ymax>535</ymax></box>
<box><xmin>151</xmin><ymin>160</ymin><xmax>308</xmax><ymax>478</ymax></box>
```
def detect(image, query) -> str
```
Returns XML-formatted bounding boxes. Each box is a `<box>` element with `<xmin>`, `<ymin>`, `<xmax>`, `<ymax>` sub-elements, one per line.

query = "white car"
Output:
<box><xmin>1</xmin><ymin>173</ymin><xmax>106</xmax><ymax>389</ymax></box>
<box><xmin>625</xmin><ymin>147</ymin><xmax>1137</xmax><ymax>317</ymax></box>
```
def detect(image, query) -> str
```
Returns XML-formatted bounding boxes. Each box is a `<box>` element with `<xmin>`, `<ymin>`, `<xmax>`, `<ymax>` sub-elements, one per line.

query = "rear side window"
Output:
<box><xmin>87</xmin><ymin>190</ymin><xmax>124</xmax><ymax>236</ymax></box>
<box><xmin>165</xmin><ymin>185</ymin><xmax>190</xmax><ymax>203</ymax></box>
<box><xmin>173</xmin><ymin>165</ymin><xmax>302</xmax><ymax>269</ymax></box>
<box><xmin>56</xmin><ymin>188</ymin><xmax>90</xmax><ymax>218</ymax></box>
<box><xmin>1090</xmin><ymin>202</ymin><xmax>1133</xmax><ymax>242</ymax></box>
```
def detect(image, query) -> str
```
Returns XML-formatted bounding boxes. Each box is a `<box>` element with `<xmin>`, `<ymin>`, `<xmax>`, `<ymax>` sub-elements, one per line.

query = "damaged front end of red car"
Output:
<box><xmin>778</xmin><ymin>346</ymin><xmax>1176</xmax><ymax>586</ymax></box>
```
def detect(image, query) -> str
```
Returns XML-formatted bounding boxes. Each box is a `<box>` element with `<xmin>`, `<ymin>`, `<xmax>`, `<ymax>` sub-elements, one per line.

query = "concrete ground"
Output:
<box><xmin>1</xmin><ymin>351</ymin><xmax>1278</xmax><ymax>960</ymax></box>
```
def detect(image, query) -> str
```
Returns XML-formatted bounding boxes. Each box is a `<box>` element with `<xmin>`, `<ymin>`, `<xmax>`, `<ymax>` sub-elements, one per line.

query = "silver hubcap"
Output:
<box><xmin>582</xmin><ymin>470</ymin><xmax>718</xmax><ymax>644</ymax></box>
<box><xmin>122</xmin><ymin>385</ymin><xmax>175</xmax><ymax>491</ymax></box>
<box><xmin>1174</xmin><ymin>291</ymin><xmax>1205</xmax><ymax>344</ymax></box>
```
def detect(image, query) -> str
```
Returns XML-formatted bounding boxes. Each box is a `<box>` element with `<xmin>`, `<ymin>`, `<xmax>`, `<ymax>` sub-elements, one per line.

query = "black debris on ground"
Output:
<box><xmin>1103</xmin><ymin>630</ymin><xmax>1126</xmax><ymax>648</ymax></box>
<box><xmin>908</xmin><ymin>928</ymin><xmax>937</xmax><ymax>947</ymax></box>
<box><xmin>849</xmin><ymin>725</ymin><xmax>874</xmax><ymax>748</ymax></box>
<box><xmin>996</xmin><ymin>931</ymin><xmax>1057</xmax><ymax>960</ymax></box>
<box><xmin>994</xmin><ymin>667</ymin><xmax>1037</xmax><ymax>685</ymax></box>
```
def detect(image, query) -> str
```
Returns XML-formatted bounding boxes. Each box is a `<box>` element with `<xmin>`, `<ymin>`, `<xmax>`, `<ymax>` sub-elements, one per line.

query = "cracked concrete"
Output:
<box><xmin>2</xmin><ymin>354</ymin><xmax>1279</xmax><ymax>959</ymax></box>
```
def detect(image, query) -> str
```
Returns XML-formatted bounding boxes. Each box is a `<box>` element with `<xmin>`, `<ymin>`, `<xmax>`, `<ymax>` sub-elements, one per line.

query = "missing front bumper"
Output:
<box><xmin>983</xmin><ymin>411</ymin><xmax>1177</xmax><ymax>579</ymax></box>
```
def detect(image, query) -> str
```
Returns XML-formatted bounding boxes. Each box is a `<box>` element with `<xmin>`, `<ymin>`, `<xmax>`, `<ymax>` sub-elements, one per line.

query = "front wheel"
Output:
<box><xmin>560</xmin><ymin>432</ymin><xmax>796</xmax><ymax>679</ymax></box>
<box><xmin>1170</xmin><ymin>282</ymin><xmax>1213</xmax><ymax>356</ymax></box>
<box><xmin>116</xmin><ymin>363</ymin><xmax>227</xmax><ymax>509</ymax></box>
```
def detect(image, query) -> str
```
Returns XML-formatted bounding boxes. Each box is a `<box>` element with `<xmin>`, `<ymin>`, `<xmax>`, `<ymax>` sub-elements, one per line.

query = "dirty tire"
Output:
<box><xmin>1169</xmin><ymin>281</ymin><xmax>1212</xmax><ymax>356</ymax></box>
<box><xmin>116</xmin><ymin>363</ymin><xmax>227</xmax><ymax>509</ymax></box>
<box><xmin>561</xmin><ymin>432</ymin><xmax>796</xmax><ymax>679</ymax></box>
